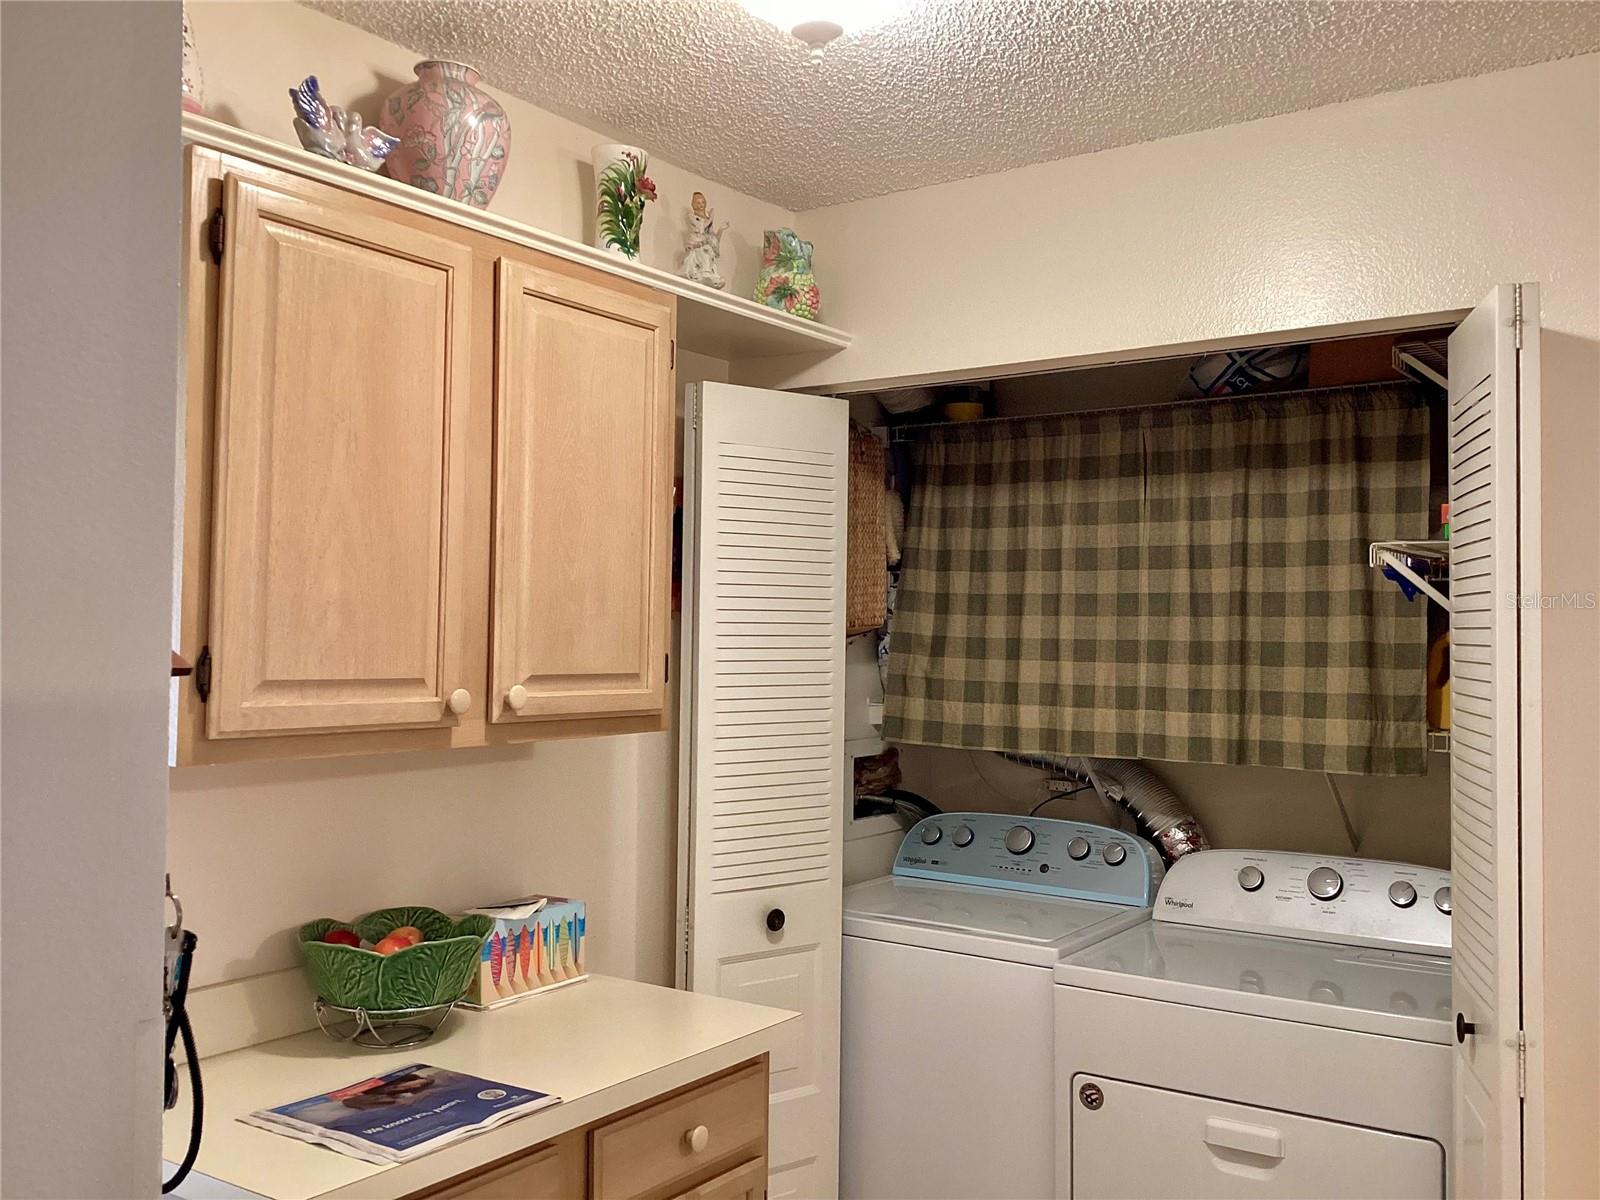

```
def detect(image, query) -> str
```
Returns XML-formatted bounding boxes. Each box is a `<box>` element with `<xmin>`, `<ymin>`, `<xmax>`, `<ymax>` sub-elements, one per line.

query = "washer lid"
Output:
<box><xmin>1054</xmin><ymin>920</ymin><xmax>1453</xmax><ymax>1043</ymax></box>
<box><xmin>844</xmin><ymin>875</ymin><xmax>1151</xmax><ymax>967</ymax></box>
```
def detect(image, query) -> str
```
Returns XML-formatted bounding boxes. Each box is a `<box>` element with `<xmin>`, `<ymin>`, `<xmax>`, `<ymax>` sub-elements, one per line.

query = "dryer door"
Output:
<box><xmin>1070</xmin><ymin>1076</ymin><xmax>1444</xmax><ymax>1199</ymax></box>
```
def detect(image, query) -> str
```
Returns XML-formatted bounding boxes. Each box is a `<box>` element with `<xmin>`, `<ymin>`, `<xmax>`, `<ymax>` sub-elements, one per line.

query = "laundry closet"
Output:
<box><xmin>676</xmin><ymin>290</ymin><xmax>1533</xmax><ymax>1200</ymax></box>
<box><xmin>844</xmin><ymin>329</ymin><xmax>1456</xmax><ymax>881</ymax></box>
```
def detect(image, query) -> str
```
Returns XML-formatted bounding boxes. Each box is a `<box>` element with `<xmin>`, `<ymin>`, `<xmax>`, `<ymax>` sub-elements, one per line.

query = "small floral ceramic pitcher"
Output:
<box><xmin>754</xmin><ymin>229</ymin><xmax>821</xmax><ymax>321</ymax></box>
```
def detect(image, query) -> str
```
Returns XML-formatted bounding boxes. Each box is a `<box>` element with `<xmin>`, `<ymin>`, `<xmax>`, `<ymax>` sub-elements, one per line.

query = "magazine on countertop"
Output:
<box><xmin>238</xmin><ymin>1063</ymin><xmax>561</xmax><ymax>1165</ymax></box>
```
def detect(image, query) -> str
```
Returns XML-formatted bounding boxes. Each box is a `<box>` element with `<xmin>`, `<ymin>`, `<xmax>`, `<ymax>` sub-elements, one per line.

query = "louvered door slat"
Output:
<box><xmin>1446</xmin><ymin>283</ymin><xmax>1532</xmax><ymax>1199</ymax></box>
<box><xmin>678</xmin><ymin>382</ymin><xmax>846</xmax><ymax>1197</ymax></box>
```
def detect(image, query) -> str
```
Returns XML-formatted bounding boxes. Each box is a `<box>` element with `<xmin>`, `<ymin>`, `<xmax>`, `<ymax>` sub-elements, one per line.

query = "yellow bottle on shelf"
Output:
<box><xmin>1426</xmin><ymin>630</ymin><xmax>1451</xmax><ymax>731</ymax></box>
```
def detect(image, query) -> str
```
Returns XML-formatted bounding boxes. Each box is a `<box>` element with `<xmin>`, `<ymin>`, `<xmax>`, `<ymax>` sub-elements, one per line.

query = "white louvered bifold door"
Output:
<box><xmin>678</xmin><ymin>382</ymin><xmax>847</xmax><ymax>1199</ymax></box>
<box><xmin>1446</xmin><ymin>283</ymin><xmax>1535</xmax><ymax>1200</ymax></box>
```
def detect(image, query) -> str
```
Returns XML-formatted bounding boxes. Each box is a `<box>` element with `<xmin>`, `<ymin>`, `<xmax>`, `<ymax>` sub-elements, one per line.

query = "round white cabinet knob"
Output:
<box><xmin>684</xmin><ymin>1124</ymin><xmax>710</xmax><ymax>1154</ymax></box>
<box><xmin>506</xmin><ymin>684</ymin><xmax>529</xmax><ymax>712</ymax></box>
<box><xmin>447</xmin><ymin>688</ymin><xmax>471</xmax><ymax>715</ymax></box>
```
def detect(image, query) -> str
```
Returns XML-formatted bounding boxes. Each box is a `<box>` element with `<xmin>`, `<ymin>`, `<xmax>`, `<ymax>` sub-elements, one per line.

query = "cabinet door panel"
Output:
<box><xmin>491</xmin><ymin>259</ymin><xmax>673</xmax><ymax>723</ymax></box>
<box><xmin>209</xmin><ymin>174</ymin><xmax>472</xmax><ymax>736</ymax></box>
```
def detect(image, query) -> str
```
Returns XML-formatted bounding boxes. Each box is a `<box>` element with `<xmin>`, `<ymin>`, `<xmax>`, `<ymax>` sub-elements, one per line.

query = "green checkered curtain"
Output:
<box><xmin>884</xmin><ymin>384</ymin><xmax>1431</xmax><ymax>775</ymax></box>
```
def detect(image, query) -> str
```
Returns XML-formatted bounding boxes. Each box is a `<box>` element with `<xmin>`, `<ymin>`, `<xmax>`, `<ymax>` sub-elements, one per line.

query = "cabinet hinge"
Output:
<box><xmin>1512</xmin><ymin>284</ymin><xmax>1524</xmax><ymax>350</ymax></box>
<box><xmin>193</xmin><ymin>645</ymin><xmax>212</xmax><ymax>703</ymax></box>
<box><xmin>206</xmin><ymin>205</ymin><xmax>225</xmax><ymax>265</ymax></box>
<box><xmin>664</xmin><ymin>653</ymin><xmax>670</xmax><ymax>684</ymax></box>
<box><xmin>1517</xmin><ymin>1030</ymin><xmax>1527</xmax><ymax>1099</ymax></box>
<box><xmin>670</xmin><ymin>339</ymin><xmax>676</xmax><ymax>369</ymax></box>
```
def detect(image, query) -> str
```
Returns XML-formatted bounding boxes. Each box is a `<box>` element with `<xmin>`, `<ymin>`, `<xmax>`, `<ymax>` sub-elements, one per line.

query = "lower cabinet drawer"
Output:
<box><xmin>672</xmin><ymin>1155</ymin><xmax>767</xmax><ymax>1200</ymax></box>
<box><xmin>590</xmin><ymin>1062</ymin><xmax>768</xmax><ymax>1199</ymax></box>
<box><xmin>417</xmin><ymin>1134</ymin><xmax>579</xmax><ymax>1199</ymax></box>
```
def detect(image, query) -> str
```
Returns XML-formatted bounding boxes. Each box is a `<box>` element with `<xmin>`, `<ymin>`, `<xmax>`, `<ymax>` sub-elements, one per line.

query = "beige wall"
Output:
<box><xmin>185</xmin><ymin>1</ymin><xmax>800</xmax><ymax>298</ymax></box>
<box><xmin>757</xmin><ymin>54</ymin><xmax>1598</xmax><ymax>1196</ymax></box>
<box><xmin>2</xmin><ymin>4</ymin><xmax>180</xmax><ymax>1195</ymax></box>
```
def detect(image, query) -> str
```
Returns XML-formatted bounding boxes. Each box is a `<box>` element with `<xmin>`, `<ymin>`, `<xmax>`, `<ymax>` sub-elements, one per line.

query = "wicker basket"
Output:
<box><xmin>847</xmin><ymin>427</ymin><xmax>887</xmax><ymax>635</ymax></box>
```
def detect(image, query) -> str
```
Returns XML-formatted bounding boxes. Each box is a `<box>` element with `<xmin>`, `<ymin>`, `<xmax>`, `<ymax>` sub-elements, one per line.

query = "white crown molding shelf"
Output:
<box><xmin>182</xmin><ymin>114</ymin><xmax>853</xmax><ymax>362</ymax></box>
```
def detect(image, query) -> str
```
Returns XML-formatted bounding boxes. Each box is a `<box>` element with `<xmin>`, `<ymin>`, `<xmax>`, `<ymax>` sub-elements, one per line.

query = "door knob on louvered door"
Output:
<box><xmin>506</xmin><ymin>685</ymin><xmax>529</xmax><ymax>713</ymax></box>
<box><xmin>1456</xmin><ymin>1012</ymin><xmax>1477</xmax><ymax>1043</ymax></box>
<box><xmin>447</xmin><ymin>688</ymin><xmax>471</xmax><ymax>715</ymax></box>
<box><xmin>766</xmin><ymin>908</ymin><xmax>786</xmax><ymax>932</ymax></box>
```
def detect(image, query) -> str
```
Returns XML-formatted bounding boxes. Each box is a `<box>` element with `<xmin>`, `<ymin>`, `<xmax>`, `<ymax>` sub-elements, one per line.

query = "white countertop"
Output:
<box><xmin>162</xmin><ymin>975</ymin><xmax>796</xmax><ymax>1200</ymax></box>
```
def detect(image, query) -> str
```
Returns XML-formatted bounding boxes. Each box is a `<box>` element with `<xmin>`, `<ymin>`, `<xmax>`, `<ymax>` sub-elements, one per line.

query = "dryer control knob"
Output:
<box><xmin>1307</xmin><ymin>866</ymin><xmax>1344</xmax><ymax>901</ymax></box>
<box><xmin>1004</xmin><ymin>826</ymin><xmax>1035</xmax><ymax>855</ymax></box>
<box><xmin>1388</xmin><ymin>881</ymin><xmax>1418</xmax><ymax>908</ymax></box>
<box><xmin>1066</xmin><ymin>836</ymin><xmax>1091</xmax><ymax>861</ymax></box>
<box><xmin>920</xmin><ymin>824</ymin><xmax>943</xmax><ymax>846</ymax></box>
<box><xmin>1433</xmin><ymin>886</ymin><xmax>1452</xmax><ymax>915</ymax></box>
<box><xmin>1102</xmin><ymin>843</ymin><xmax>1127</xmax><ymax>866</ymax></box>
<box><xmin>952</xmin><ymin>824</ymin><xmax>974</xmax><ymax>848</ymax></box>
<box><xmin>1237</xmin><ymin>865</ymin><xmax>1264</xmax><ymax>892</ymax></box>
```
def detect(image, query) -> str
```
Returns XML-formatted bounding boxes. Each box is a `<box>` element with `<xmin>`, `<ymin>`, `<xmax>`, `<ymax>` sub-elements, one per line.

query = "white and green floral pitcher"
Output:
<box><xmin>754</xmin><ymin>229</ymin><xmax>821</xmax><ymax>321</ymax></box>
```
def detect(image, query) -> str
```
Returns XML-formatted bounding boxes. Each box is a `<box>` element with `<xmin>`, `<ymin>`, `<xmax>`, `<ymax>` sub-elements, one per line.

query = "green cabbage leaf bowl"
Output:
<box><xmin>298</xmin><ymin>906</ymin><xmax>493</xmax><ymax>1011</ymax></box>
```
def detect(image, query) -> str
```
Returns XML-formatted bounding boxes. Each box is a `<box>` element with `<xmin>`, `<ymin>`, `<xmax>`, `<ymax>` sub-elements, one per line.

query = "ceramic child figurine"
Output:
<box><xmin>679</xmin><ymin>192</ymin><xmax>729</xmax><ymax>290</ymax></box>
<box><xmin>288</xmin><ymin>75</ymin><xmax>398</xmax><ymax>173</ymax></box>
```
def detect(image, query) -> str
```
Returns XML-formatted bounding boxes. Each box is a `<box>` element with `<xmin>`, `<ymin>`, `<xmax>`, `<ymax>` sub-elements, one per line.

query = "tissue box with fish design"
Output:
<box><xmin>460</xmin><ymin>895</ymin><xmax>587</xmax><ymax>1009</ymax></box>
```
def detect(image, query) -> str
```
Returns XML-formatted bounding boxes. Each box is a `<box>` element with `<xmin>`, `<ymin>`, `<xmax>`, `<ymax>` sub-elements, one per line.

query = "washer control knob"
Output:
<box><xmin>1307</xmin><ymin>866</ymin><xmax>1344</xmax><ymax>901</ymax></box>
<box><xmin>1388</xmin><ymin>880</ymin><xmax>1418</xmax><ymax>908</ymax></box>
<box><xmin>1102</xmin><ymin>843</ymin><xmax>1127</xmax><ymax>866</ymax></box>
<box><xmin>920</xmin><ymin>824</ymin><xmax>942</xmax><ymax>846</ymax></box>
<box><xmin>1434</xmin><ymin>886</ymin><xmax>1452</xmax><ymax>915</ymax></box>
<box><xmin>952</xmin><ymin>824</ymin><xmax>975</xmax><ymax>848</ymax></box>
<box><xmin>1004</xmin><ymin>826</ymin><xmax>1035</xmax><ymax>855</ymax></box>
<box><xmin>1066</xmin><ymin>836</ymin><xmax>1091</xmax><ymax>860</ymax></box>
<box><xmin>1237</xmin><ymin>865</ymin><xmax>1265</xmax><ymax>892</ymax></box>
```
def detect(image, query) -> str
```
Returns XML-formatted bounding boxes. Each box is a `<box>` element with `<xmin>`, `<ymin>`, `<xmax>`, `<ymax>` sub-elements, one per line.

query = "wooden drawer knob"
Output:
<box><xmin>447</xmin><ymin>688</ymin><xmax>471</xmax><ymax>715</ymax></box>
<box><xmin>506</xmin><ymin>684</ymin><xmax>529</xmax><ymax>712</ymax></box>
<box><xmin>683</xmin><ymin>1124</ymin><xmax>710</xmax><ymax>1154</ymax></box>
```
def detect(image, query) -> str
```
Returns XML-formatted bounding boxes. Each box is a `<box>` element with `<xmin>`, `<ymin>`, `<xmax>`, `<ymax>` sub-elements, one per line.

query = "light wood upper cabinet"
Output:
<box><xmin>176</xmin><ymin>146</ymin><xmax>678</xmax><ymax>764</ymax></box>
<box><xmin>490</xmin><ymin>258</ymin><xmax>675</xmax><ymax>724</ymax></box>
<box><xmin>207</xmin><ymin>174</ymin><xmax>475</xmax><ymax>738</ymax></box>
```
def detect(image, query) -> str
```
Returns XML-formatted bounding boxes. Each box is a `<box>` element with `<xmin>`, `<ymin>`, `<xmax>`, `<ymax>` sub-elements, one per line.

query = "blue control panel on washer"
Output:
<box><xmin>893</xmin><ymin>813</ymin><xmax>1164</xmax><ymax>907</ymax></box>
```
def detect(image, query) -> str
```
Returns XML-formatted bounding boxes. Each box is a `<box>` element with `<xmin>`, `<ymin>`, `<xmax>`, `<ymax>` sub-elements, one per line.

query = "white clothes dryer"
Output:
<box><xmin>1055</xmin><ymin>849</ymin><xmax>1454</xmax><ymax>1200</ymax></box>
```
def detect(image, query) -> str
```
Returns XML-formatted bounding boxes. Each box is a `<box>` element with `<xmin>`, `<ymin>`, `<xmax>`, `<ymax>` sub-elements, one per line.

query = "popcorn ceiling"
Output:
<box><xmin>307</xmin><ymin>0</ymin><xmax>1599</xmax><ymax>210</ymax></box>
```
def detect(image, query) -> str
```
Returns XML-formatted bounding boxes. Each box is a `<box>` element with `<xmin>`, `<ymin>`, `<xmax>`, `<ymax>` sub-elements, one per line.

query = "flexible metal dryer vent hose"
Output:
<box><xmin>1000</xmin><ymin>752</ymin><xmax>1210</xmax><ymax>864</ymax></box>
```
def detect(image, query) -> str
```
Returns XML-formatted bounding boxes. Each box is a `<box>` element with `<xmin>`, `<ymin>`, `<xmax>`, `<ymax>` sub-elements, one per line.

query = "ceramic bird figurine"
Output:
<box><xmin>288</xmin><ymin>75</ymin><xmax>397</xmax><ymax>172</ymax></box>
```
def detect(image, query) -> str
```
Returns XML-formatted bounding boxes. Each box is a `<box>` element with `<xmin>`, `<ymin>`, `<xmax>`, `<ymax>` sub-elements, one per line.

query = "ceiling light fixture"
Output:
<box><xmin>738</xmin><ymin>0</ymin><xmax>905</xmax><ymax>64</ymax></box>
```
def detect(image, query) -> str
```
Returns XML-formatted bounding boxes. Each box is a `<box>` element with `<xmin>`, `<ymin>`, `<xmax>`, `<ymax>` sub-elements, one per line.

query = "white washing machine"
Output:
<box><xmin>1055</xmin><ymin>849</ymin><xmax>1454</xmax><ymax>1200</ymax></box>
<box><xmin>842</xmin><ymin>812</ymin><xmax>1165</xmax><ymax>1200</ymax></box>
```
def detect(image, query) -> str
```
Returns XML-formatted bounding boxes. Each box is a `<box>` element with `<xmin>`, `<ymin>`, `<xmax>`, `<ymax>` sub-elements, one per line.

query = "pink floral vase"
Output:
<box><xmin>753</xmin><ymin>229</ymin><xmax>821</xmax><ymax>321</ymax></box>
<box><xmin>379</xmin><ymin>61</ymin><xmax>510</xmax><ymax>209</ymax></box>
<box><xmin>180</xmin><ymin>2</ymin><xmax>205</xmax><ymax>114</ymax></box>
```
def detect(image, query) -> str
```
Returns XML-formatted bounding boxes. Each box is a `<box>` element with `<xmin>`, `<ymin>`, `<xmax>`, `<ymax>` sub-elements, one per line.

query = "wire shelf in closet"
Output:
<box><xmin>1369</xmin><ymin>540</ymin><xmax>1451</xmax><ymax>612</ymax></box>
